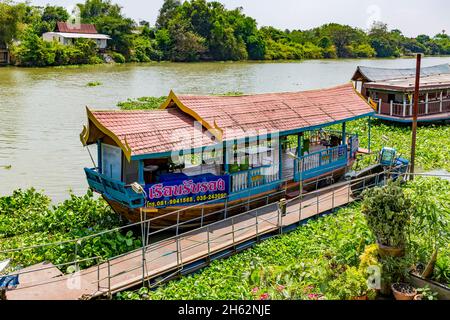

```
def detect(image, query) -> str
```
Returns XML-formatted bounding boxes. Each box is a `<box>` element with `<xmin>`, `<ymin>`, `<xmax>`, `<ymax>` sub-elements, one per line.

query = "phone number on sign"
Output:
<box><xmin>148</xmin><ymin>193</ymin><xmax>228</xmax><ymax>207</ymax></box>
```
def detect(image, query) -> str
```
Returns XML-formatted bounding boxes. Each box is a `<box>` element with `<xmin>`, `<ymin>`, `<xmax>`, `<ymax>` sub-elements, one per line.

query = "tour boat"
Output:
<box><xmin>80</xmin><ymin>83</ymin><xmax>375</xmax><ymax>228</ymax></box>
<box><xmin>352</xmin><ymin>64</ymin><xmax>450</xmax><ymax>123</ymax></box>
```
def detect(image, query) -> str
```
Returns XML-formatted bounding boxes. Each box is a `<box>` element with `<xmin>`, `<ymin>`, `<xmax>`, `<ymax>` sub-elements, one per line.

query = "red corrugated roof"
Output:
<box><xmin>83</xmin><ymin>83</ymin><xmax>374</xmax><ymax>158</ymax></box>
<box><xmin>56</xmin><ymin>22</ymin><xmax>98</xmax><ymax>34</ymax></box>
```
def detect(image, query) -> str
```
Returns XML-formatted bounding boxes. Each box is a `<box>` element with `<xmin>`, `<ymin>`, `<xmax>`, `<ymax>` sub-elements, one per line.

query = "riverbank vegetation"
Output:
<box><xmin>2</xmin><ymin>0</ymin><xmax>450</xmax><ymax>67</ymax></box>
<box><xmin>0</xmin><ymin>189</ymin><xmax>141</xmax><ymax>272</ymax></box>
<box><xmin>117</xmin><ymin>177</ymin><xmax>449</xmax><ymax>300</ymax></box>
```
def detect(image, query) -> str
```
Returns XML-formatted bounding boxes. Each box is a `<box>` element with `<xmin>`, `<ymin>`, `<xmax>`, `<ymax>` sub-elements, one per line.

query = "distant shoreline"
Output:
<box><xmin>3</xmin><ymin>55</ymin><xmax>450</xmax><ymax>69</ymax></box>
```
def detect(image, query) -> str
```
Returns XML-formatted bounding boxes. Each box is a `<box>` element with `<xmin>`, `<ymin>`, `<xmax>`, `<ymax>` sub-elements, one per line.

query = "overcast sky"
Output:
<box><xmin>30</xmin><ymin>0</ymin><xmax>449</xmax><ymax>37</ymax></box>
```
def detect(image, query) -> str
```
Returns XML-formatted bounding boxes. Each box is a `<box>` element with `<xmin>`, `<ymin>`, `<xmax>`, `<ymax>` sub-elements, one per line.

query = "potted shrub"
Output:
<box><xmin>380</xmin><ymin>255</ymin><xmax>415</xmax><ymax>297</ymax></box>
<box><xmin>391</xmin><ymin>283</ymin><xmax>417</xmax><ymax>300</ymax></box>
<box><xmin>361</xmin><ymin>180</ymin><xmax>412</xmax><ymax>257</ymax></box>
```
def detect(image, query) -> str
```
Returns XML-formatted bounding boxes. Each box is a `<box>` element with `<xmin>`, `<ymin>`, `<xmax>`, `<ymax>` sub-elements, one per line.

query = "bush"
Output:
<box><xmin>111</xmin><ymin>52</ymin><xmax>126</xmax><ymax>63</ymax></box>
<box><xmin>361</xmin><ymin>180</ymin><xmax>412</xmax><ymax>247</ymax></box>
<box><xmin>326</xmin><ymin>267</ymin><xmax>374</xmax><ymax>300</ymax></box>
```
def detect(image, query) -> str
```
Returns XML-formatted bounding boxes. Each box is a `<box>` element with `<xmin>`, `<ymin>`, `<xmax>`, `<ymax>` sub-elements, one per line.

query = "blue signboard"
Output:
<box><xmin>145</xmin><ymin>174</ymin><xmax>229</xmax><ymax>208</ymax></box>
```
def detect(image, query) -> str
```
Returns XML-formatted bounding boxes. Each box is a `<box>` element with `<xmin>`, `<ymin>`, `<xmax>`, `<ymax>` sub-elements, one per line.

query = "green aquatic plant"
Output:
<box><xmin>0</xmin><ymin>189</ymin><xmax>141</xmax><ymax>272</ymax></box>
<box><xmin>86</xmin><ymin>81</ymin><xmax>102</xmax><ymax>87</ymax></box>
<box><xmin>117</xmin><ymin>96</ymin><xmax>167</xmax><ymax>110</ymax></box>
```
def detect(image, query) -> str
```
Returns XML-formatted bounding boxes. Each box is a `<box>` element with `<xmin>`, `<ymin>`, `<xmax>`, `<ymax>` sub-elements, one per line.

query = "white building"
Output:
<box><xmin>42</xmin><ymin>22</ymin><xmax>111</xmax><ymax>50</ymax></box>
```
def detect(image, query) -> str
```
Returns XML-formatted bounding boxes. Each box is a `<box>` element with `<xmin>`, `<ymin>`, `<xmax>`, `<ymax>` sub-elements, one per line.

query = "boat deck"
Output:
<box><xmin>6</xmin><ymin>181</ymin><xmax>356</xmax><ymax>300</ymax></box>
<box><xmin>374</xmin><ymin>112</ymin><xmax>450</xmax><ymax>123</ymax></box>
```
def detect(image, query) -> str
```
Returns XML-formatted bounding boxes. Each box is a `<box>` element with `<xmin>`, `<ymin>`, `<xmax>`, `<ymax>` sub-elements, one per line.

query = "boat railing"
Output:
<box><xmin>294</xmin><ymin>145</ymin><xmax>348</xmax><ymax>181</ymax></box>
<box><xmin>379</xmin><ymin>98</ymin><xmax>450</xmax><ymax>117</ymax></box>
<box><xmin>84</xmin><ymin>168</ymin><xmax>145</xmax><ymax>208</ymax></box>
<box><xmin>229</xmin><ymin>165</ymin><xmax>279</xmax><ymax>193</ymax></box>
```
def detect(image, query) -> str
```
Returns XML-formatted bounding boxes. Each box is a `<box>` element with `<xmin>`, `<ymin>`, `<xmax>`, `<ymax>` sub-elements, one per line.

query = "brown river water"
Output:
<box><xmin>1</xmin><ymin>57</ymin><xmax>450</xmax><ymax>202</ymax></box>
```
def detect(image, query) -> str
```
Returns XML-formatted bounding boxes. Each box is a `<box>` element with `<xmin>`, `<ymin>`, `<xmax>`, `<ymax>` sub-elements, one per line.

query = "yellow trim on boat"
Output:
<box><xmin>81</xmin><ymin>107</ymin><xmax>133</xmax><ymax>162</ymax></box>
<box><xmin>160</xmin><ymin>91</ymin><xmax>223</xmax><ymax>140</ymax></box>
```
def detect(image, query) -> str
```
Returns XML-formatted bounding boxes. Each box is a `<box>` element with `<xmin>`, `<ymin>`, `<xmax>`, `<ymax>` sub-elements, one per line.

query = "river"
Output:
<box><xmin>1</xmin><ymin>57</ymin><xmax>450</xmax><ymax>202</ymax></box>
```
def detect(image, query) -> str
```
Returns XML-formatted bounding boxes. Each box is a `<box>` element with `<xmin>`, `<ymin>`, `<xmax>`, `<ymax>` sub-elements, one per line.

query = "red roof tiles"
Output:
<box><xmin>85</xmin><ymin>83</ymin><xmax>373</xmax><ymax>157</ymax></box>
<box><xmin>89</xmin><ymin>109</ymin><xmax>217</xmax><ymax>156</ymax></box>
<box><xmin>171</xmin><ymin>83</ymin><xmax>373</xmax><ymax>141</ymax></box>
<box><xmin>56</xmin><ymin>22</ymin><xmax>98</xmax><ymax>34</ymax></box>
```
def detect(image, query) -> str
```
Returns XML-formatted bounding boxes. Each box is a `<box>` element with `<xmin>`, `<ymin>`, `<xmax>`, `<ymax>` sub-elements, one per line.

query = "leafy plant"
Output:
<box><xmin>361</xmin><ymin>180</ymin><xmax>412</xmax><ymax>247</ymax></box>
<box><xmin>433</xmin><ymin>255</ymin><xmax>450</xmax><ymax>286</ymax></box>
<box><xmin>416</xmin><ymin>286</ymin><xmax>438</xmax><ymax>300</ymax></box>
<box><xmin>326</xmin><ymin>267</ymin><xmax>375</xmax><ymax>300</ymax></box>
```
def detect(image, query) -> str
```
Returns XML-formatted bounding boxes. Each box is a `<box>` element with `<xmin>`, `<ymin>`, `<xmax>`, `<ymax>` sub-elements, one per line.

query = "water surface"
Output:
<box><xmin>1</xmin><ymin>57</ymin><xmax>450</xmax><ymax>202</ymax></box>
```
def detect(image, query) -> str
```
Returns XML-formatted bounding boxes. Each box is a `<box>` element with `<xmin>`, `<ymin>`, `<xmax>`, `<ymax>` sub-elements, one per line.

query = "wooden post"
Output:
<box><xmin>440</xmin><ymin>91</ymin><xmax>443</xmax><ymax>112</ymax></box>
<box><xmin>378</xmin><ymin>99</ymin><xmax>382</xmax><ymax>113</ymax></box>
<box><xmin>425</xmin><ymin>92</ymin><xmax>429</xmax><ymax>114</ymax></box>
<box><xmin>390</xmin><ymin>100</ymin><xmax>393</xmax><ymax>116</ymax></box>
<box><xmin>410</xmin><ymin>54</ymin><xmax>422</xmax><ymax>180</ymax></box>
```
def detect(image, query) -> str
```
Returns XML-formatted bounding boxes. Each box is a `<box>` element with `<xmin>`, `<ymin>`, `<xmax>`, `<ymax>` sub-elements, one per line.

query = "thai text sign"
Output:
<box><xmin>145</xmin><ymin>175</ymin><xmax>229</xmax><ymax>208</ymax></box>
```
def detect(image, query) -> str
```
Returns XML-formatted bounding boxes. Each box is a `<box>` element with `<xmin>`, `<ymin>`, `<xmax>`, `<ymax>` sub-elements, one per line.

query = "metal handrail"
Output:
<box><xmin>4</xmin><ymin>166</ymin><xmax>411</xmax><ymax>297</ymax></box>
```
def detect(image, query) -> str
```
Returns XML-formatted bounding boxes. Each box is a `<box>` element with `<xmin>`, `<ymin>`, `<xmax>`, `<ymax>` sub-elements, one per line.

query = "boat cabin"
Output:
<box><xmin>80</xmin><ymin>83</ymin><xmax>374</xmax><ymax>224</ymax></box>
<box><xmin>352</xmin><ymin>64</ymin><xmax>450</xmax><ymax>122</ymax></box>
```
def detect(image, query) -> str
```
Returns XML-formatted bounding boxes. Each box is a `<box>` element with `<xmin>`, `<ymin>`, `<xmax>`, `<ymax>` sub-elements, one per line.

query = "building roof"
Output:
<box><xmin>364</xmin><ymin>73</ymin><xmax>450</xmax><ymax>92</ymax></box>
<box><xmin>81</xmin><ymin>83</ymin><xmax>374</xmax><ymax>160</ymax></box>
<box><xmin>352</xmin><ymin>64</ymin><xmax>450</xmax><ymax>82</ymax></box>
<box><xmin>44</xmin><ymin>32</ymin><xmax>111</xmax><ymax>40</ymax></box>
<box><xmin>56</xmin><ymin>22</ymin><xmax>98</xmax><ymax>34</ymax></box>
<box><xmin>162</xmin><ymin>83</ymin><xmax>374</xmax><ymax>141</ymax></box>
<box><xmin>81</xmin><ymin>108</ymin><xmax>218</xmax><ymax>160</ymax></box>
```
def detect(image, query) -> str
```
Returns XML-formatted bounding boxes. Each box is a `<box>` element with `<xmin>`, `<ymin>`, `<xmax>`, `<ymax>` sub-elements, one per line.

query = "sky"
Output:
<box><xmin>30</xmin><ymin>0</ymin><xmax>450</xmax><ymax>37</ymax></box>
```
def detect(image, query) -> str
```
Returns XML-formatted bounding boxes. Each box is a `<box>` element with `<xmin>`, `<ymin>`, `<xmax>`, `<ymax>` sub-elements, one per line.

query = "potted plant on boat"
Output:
<box><xmin>361</xmin><ymin>180</ymin><xmax>412</xmax><ymax>257</ymax></box>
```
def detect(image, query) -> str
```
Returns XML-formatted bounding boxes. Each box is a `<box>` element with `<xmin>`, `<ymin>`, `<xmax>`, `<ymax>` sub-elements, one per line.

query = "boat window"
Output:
<box><xmin>123</xmin><ymin>159</ymin><xmax>139</xmax><ymax>184</ymax></box>
<box><xmin>102</xmin><ymin>144</ymin><xmax>122</xmax><ymax>181</ymax></box>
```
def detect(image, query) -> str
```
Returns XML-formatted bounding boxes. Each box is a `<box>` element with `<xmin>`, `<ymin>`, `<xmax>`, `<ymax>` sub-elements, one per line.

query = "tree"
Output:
<box><xmin>156</xmin><ymin>0</ymin><xmax>181</xmax><ymax>29</ymax></box>
<box><xmin>318</xmin><ymin>23</ymin><xmax>368</xmax><ymax>58</ymax></box>
<box><xmin>78</xmin><ymin>0</ymin><xmax>122</xmax><ymax>22</ymax></box>
<box><xmin>0</xmin><ymin>1</ymin><xmax>26</xmax><ymax>45</ymax></box>
<box><xmin>42</xmin><ymin>5</ymin><xmax>69</xmax><ymax>24</ymax></box>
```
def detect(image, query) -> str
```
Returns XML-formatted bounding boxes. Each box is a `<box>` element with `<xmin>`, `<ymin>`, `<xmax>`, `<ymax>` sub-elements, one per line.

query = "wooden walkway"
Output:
<box><xmin>6</xmin><ymin>183</ymin><xmax>355</xmax><ymax>300</ymax></box>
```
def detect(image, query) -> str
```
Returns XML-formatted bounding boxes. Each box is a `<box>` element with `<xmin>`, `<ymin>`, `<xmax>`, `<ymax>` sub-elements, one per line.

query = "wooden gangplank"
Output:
<box><xmin>6</xmin><ymin>184</ymin><xmax>355</xmax><ymax>300</ymax></box>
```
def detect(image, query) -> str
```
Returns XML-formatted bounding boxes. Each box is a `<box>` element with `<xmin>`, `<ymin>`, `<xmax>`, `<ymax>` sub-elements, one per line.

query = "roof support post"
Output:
<box><xmin>440</xmin><ymin>91</ymin><xmax>443</xmax><ymax>113</ymax></box>
<box><xmin>409</xmin><ymin>96</ymin><xmax>413</xmax><ymax>117</ymax></box>
<box><xmin>368</xmin><ymin>117</ymin><xmax>372</xmax><ymax>153</ymax></box>
<box><xmin>378</xmin><ymin>99</ymin><xmax>382</xmax><ymax>114</ymax></box>
<box><xmin>425</xmin><ymin>92</ymin><xmax>429</xmax><ymax>114</ymax></box>
<box><xmin>138</xmin><ymin>160</ymin><xmax>145</xmax><ymax>185</ymax></box>
<box><xmin>403</xmin><ymin>96</ymin><xmax>407</xmax><ymax>117</ymax></box>
<box><xmin>390</xmin><ymin>100</ymin><xmax>393</xmax><ymax>116</ymax></box>
<box><xmin>97</xmin><ymin>139</ymin><xmax>102</xmax><ymax>173</ymax></box>
<box><xmin>278</xmin><ymin>136</ymin><xmax>283</xmax><ymax>181</ymax></box>
<box><xmin>342</xmin><ymin>122</ymin><xmax>346</xmax><ymax>145</ymax></box>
